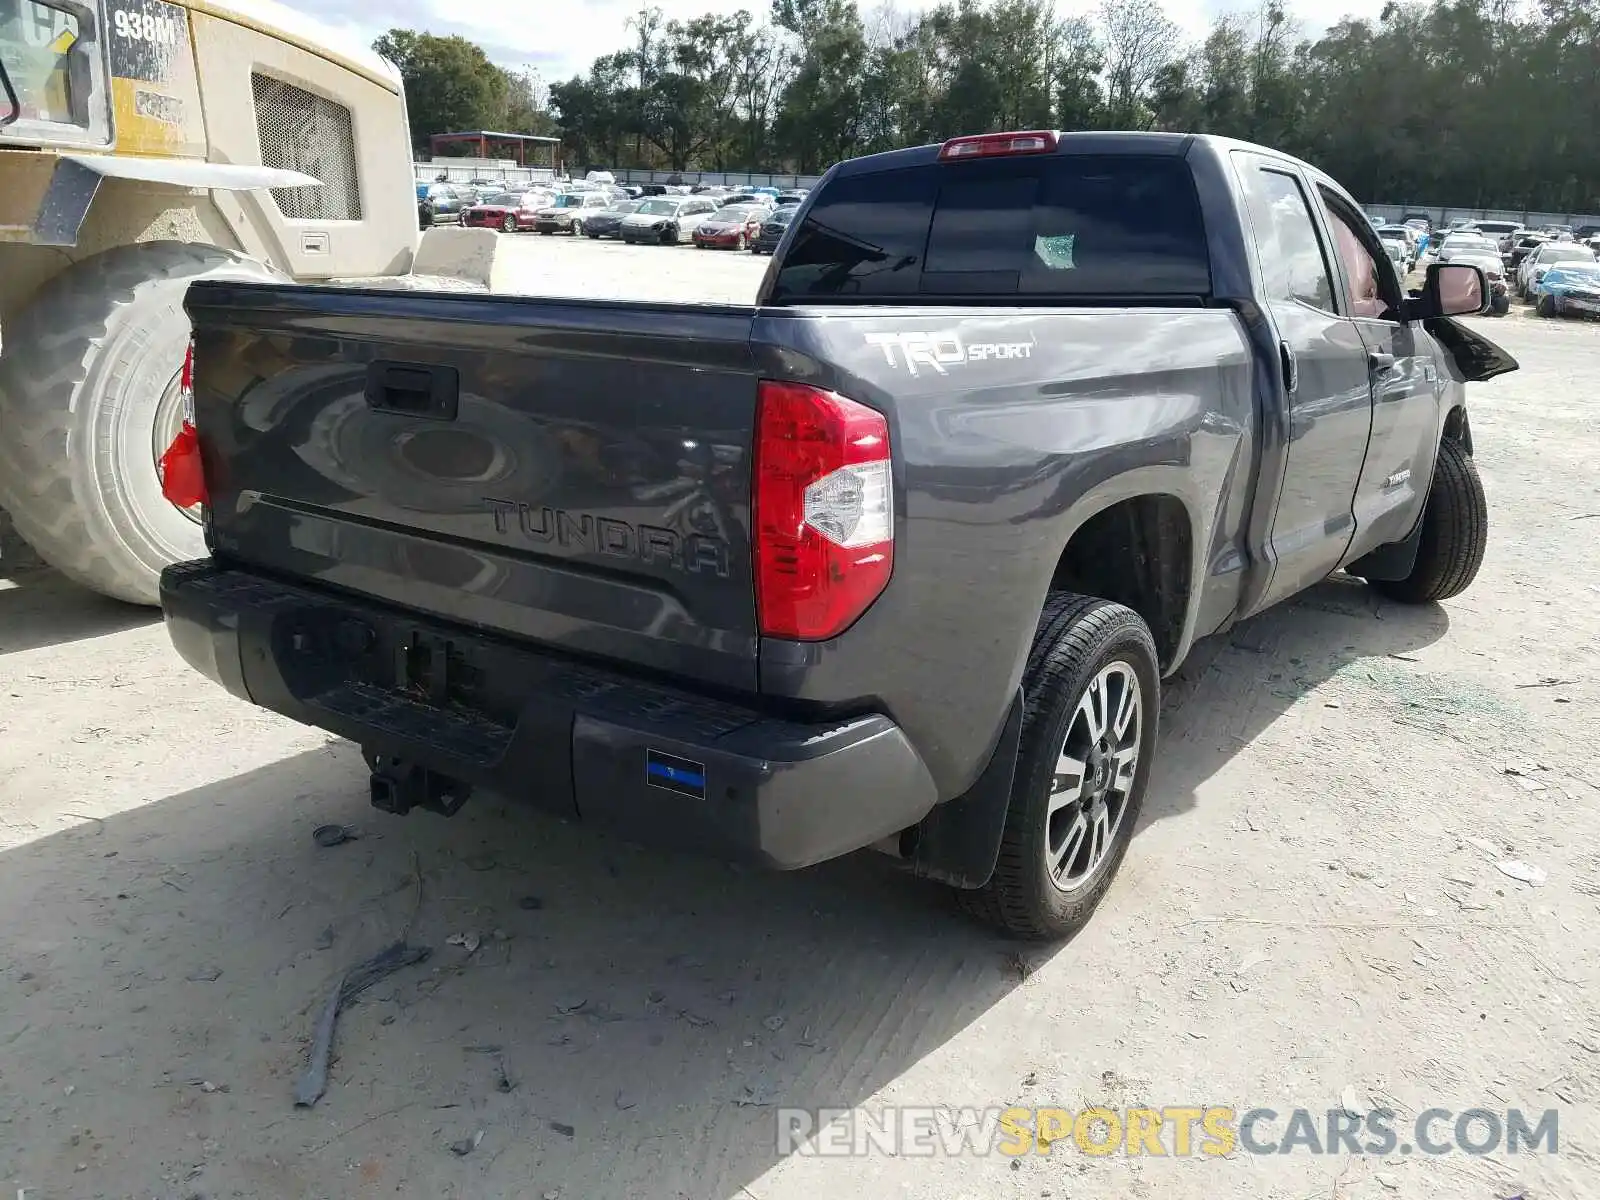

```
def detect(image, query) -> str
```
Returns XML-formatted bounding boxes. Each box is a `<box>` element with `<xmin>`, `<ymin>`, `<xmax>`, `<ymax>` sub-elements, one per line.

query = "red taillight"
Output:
<box><xmin>938</xmin><ymin>130</ymin><xmax>1058</xmax><ymax>160</ymax></box>
<box><xmin>159</xmin><ymin>341</ymin><xmax>208</xmax><ymax>508</ymax></box>
<box><xmin>754</xmin><ymin>380</ymin><xmax>893</xmax><ymax>641</ymax></box>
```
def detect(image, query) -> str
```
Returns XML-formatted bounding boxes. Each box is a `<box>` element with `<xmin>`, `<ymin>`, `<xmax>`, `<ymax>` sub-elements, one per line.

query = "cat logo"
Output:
<box><xmin>864</xmin><ymin>330</ymin><xmax>1034</xmax><ymax>377</ymax></box>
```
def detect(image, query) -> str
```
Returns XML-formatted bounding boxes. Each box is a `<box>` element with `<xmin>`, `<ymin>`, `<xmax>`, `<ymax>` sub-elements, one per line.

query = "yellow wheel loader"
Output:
<box><xmin>0</xmin><ymin>0</ymin><xmax>474</xmax><ymax>603</ymax></box>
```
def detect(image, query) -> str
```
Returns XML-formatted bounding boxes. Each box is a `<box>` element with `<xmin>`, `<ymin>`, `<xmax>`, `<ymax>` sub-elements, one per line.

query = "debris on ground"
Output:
<box><xmin>312</xmin><ymin>824</ymin><xmax>359</xmax><ymax>848</ymax></box>
<box><xmin>449</xmin><ymin>1130</ymin><xmax>485</xmax><ymax>1156</ymax></box>
<box><xmin>293</xmin><ymin>941</ymin><xmax>432</xmax><ymax>1108</ymax></box>
<box><xmin>185</xmin><ymin>967</ymin><xmax>222</xmax><ymax>983</ymax></box>
<box><xmin>1495</xmin><ymin>860</ymin><xmax>1548</xmax><ymax>886</ymax></box>
<box><xmin>314</xmin><ymin>926</ymin><xmax>336</xmax><ymax>951</ymax></box>
<box><xmin>518</xmin><ymin>895</ymin><xmax>544</xmax><ymax>911</ymax></box>
<box><xmin>549</xmin><ymin>1120</ymin><xmax>576</xmax><ymax>1137</ymax></box>
<box><xmin>762</xmin><ymin>1015</ymin><xmax>785</xmax><ymax>1032</ymax></box>
<box><xmin>446</xmin><ymin>931</ymin><xmax>482</xmax><ymax>953</ymax></box>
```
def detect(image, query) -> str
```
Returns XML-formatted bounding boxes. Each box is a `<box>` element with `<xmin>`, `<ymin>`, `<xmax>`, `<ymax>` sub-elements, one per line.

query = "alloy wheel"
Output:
<box><xmin>1044</xmin><ymin>662</ymin><xmax>1142</xmax><ymax>892</ymax></box>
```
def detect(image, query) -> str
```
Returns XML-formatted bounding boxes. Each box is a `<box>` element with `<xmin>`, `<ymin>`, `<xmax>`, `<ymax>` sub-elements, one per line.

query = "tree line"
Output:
<box><xmin>379</xmin><ymin>0</ymin><xmax>1600</xmax><ymax>211</ymax></box>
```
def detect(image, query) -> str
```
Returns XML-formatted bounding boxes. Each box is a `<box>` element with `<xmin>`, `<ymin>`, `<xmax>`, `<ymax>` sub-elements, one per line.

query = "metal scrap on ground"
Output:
<box><xmin>293</xmin><ymin>941</ymin><xmax>432</xmax><ymax>1108</ymax></box>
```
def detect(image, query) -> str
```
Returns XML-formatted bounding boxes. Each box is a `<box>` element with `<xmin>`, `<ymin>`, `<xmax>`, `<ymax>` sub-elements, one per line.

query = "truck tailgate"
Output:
<box><xmin>185</xmin><ymin>283</ymin><xmax>760</xmax><ymax>692</ymax></box>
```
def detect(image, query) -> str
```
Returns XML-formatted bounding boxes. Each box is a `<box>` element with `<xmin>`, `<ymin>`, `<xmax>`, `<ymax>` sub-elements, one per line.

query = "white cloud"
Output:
<box><xmin>290</xmin><ymin>0</ymin><xmax>1394</xmax><ymax>85</ymax></box>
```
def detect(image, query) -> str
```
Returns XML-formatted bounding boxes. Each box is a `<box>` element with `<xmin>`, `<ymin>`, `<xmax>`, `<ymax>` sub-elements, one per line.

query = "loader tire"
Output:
<box><xmin>0</xmin><ymin>242</ymin><xmax>279</xmax><ymax>604</ymax></box>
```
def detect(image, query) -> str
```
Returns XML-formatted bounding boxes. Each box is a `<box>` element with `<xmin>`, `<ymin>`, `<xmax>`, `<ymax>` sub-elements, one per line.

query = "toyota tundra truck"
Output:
<box><xmin>157</xmin><ymin>131</ymin><xmax>1516</xmax><ymax>941</ymax></box>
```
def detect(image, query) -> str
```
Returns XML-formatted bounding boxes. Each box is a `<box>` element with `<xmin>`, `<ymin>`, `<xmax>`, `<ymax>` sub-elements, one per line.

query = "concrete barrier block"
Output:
<box><xmin>410</xmin><ymin>226</ymin><xmax>501</xmax><ymax>290</ymax></box>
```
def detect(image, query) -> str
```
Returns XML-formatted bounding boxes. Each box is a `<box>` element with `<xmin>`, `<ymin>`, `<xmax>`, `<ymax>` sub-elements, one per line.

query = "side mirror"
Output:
<box><xmin>1407</xmin><ymin>263</ymin><xmax>1489</xmax><ymax>320</ymax></box>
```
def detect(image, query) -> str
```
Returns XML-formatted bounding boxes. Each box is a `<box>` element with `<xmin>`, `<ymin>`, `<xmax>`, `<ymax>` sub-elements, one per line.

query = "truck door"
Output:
<box><xmin>1231</xmin><ymin>153</ymin><xmax>1374</xmax><ymax>613</ymax></box>
<box><xmin>1317</xmin><ymin>194</ymin><xmax>1441</xmax><ymax>561</ymax></box>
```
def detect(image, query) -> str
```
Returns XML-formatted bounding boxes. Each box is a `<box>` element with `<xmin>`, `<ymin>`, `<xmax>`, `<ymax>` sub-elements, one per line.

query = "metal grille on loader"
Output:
<box><xmin>251</xmin><ymin>73</ymin><xmax>362</xmax><ymax>221</ymax></box>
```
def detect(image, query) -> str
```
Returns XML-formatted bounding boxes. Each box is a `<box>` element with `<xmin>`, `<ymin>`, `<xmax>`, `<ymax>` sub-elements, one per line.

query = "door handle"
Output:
<box><xmin>1367</xmin><ymin>350</ymin><xmax>1396</xmax><ymax>372</ymax></box>
<box><xmin>364</xmin><ymin>360</ymin><xmax>460</xmax><ymax>420</ymax></box>
<box><xmin>1279</xmin><ymin>341</ymin><xmax>1298</xmax><ymax>394</ymax></box>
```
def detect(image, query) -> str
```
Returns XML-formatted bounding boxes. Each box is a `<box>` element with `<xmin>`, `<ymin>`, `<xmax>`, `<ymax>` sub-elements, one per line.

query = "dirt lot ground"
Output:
<box><xmin>1</xmin><ymin>236</ymin><xmax>1597</xmax><ymax>1200</ymax></box>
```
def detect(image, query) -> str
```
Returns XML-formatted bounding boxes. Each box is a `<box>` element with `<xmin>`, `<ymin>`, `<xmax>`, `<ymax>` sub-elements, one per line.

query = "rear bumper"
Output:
<box><xmin>160</xmin><ymin>561</ymin><xmax>938</xmax><ymax>870</ymax></box>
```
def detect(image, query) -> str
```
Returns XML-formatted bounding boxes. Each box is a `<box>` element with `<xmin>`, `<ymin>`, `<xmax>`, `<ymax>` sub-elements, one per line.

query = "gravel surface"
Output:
<box><xmin>0</xmin><ymin>237</ymin><xmax>1596</xmax><ymax>1199</ymax></box>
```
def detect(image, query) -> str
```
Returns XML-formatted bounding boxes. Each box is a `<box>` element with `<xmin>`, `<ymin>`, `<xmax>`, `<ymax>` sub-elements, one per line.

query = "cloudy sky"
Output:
<box><xmin>291</xmin><ymin>0</ymin><xmax>1393</xmax><ymax>84</ymax></box>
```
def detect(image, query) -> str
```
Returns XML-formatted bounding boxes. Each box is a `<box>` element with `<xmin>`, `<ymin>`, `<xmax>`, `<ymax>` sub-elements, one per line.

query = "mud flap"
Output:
<box><xmin>910</xmin><ymin>691</ymin><xmax>1023</xmax><ymax>889</ymax></box>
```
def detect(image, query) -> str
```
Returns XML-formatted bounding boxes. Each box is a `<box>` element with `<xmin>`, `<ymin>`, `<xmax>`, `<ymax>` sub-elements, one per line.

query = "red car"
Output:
<box><xmin>691</xmin><ymin>204</ymin><xmax>763</xmax><ymax>250</ymax></box>
<box><xmin>461</xmin><ymin>191</ymin><xmax>552</xmax><ymax>233</ymax></box>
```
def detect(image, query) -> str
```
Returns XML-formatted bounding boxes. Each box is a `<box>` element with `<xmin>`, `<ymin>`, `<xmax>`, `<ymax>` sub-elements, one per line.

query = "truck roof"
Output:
<box><xmin>829</xmin><ymin>131</ymin><xmax>1333</xmax><ymax>177</ymax></box>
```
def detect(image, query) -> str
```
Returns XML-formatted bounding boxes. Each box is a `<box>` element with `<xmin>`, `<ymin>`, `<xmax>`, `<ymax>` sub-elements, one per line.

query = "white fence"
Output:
<box><xmin>613</xmin><ymin>168</ymin><xmax>825</xmax><ymax>190</ymax></box>
<box><xmin>1367</xmin><ymin>203</ymin><xmax>1600</xmax><ymax>229</ymax></box>
<box><xmin>414</xmin><ymin>163</ymin><xmax>558</xmax><ymax>187</ymax></box>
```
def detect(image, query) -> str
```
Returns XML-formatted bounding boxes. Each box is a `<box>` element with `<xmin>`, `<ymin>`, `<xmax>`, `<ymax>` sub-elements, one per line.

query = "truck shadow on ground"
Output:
<box><xmin>1139</xmin><ymin>572</ymin><xmax>1451</xmax><ymax>828</ymax></box>
<box><xmin>0</xmin><ymin>573</ymin><xmax>1448</xmax><ymax>1199</ymax></box>
<box><xmin>0</xmin><ymin>566</ymin><xmax>160</xmax><ymax>656</ymax></box>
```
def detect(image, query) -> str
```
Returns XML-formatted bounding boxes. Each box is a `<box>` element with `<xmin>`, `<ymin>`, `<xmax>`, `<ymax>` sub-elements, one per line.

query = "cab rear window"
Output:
<box><xmin>770</xmin><ymin>154</ymin><xmax>1210</xmax><ymax>303</ymax></box>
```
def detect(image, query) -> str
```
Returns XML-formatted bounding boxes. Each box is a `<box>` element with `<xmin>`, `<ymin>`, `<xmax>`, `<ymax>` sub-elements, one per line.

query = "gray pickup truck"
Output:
<box><xmin>159</xmin><ymin>131</ymin><xmax>1516</xmax><ymax>940</ymax></box>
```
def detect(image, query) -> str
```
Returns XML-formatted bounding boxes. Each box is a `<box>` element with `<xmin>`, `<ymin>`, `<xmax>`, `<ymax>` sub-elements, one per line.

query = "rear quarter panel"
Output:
<box><xmin>753</xmin><ymin>307</ymin><xmax>1255</xmax><ymax>798</ymax></box>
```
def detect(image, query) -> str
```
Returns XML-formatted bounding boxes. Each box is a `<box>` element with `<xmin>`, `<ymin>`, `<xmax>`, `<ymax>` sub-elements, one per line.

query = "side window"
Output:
<box><xmin>0</xmin><ymin>0</ymin><xmax>82</xmax><ymax>123</ymax></box>
<box><xmin>1238</xmin><ymin>165</ymin><xmax>1336</xmax><ymax>312</ymax></box>
<box><xmin>1325</xmin><ymin>204</ymin><xmax>1390</xmax><ymax>319</ymax></box>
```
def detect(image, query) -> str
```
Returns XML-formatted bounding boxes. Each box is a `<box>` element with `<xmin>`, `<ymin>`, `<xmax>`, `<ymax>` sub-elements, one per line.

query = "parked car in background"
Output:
<box><xmin>462</xmin><ymin>191</ymin><xmax>554</xmax><ymax>233</ymax></box>
<box><xmin>692</xmin><ymin>204</ymin><xmax>762</xmax><ymax>250</ymax></box>
<box><xmin>750</xmin><ymin>204</ymin><xmax>800</xmax><ymax>255</ymax></box>
<box><xmin>1436</xmin><ymin>232</ymin><xmax>1498</xmax><ymax>262</ymax></box>
<box><xmin>419</xmin><ymin>183</ymin><xmax>471</xmax><ymax>225</ymax></box>
<box><xmin>1532</xmin><ymin>262</ymin><xmax>1600</xmax><ymax>317</ymax></box>
<box><xmin>1379</xmin><ymin>235</ymin><xmax>1409</xmax><ymax>274</ymax></box>
<box><xmin>1464</xmin><ymin>220</ymin><xmax>1521</xmax><ymax>255</ymax></box>
<box><xmin>620</xmin><ymin>195</ymin><xmax>719</xmax><ymax>244</ymax></box>
<box><xmin>1401</xmin><ymin>213</ymin><xmax>1434</xmax><ymax>231</ymax></box>
<box><xmin>719</xmin><ymin>192</ymin><xmax>775</xmax><ymax>211</ymax></box>
<box><xmin>533</xmin><ymin>192</ymin><xmax>613</xmax><ymax>235</ymax></box>
<box><xmin>776</xmin><ymin>190</ymin><xmax>808</xmax><ymax>206</ymax></box>
<box><xmin>582</xmin><ymin>200</ymin><xmax>643</xmax><ymax>239</ymax></box>
<box><xmin>1376</xmin><ymin>225</ymin><xmax>1419</xmax><ymax>269</ymax></box>
<box><xmin>1508</xmin><ymin>232</ymin><xmax>1550</xmax><ymax>274</ymax></box>
<box><xmin>1518</xmin><ymin>241</ymin><xmax>1598</xmax><ymax>297</ymax></box>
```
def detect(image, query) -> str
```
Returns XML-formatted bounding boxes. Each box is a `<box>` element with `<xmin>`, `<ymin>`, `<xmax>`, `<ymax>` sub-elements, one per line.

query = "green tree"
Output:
<box><xmin>372</xmin><ymin>29</ymin><xmax>508</xmax><ymax>148</ymax></box>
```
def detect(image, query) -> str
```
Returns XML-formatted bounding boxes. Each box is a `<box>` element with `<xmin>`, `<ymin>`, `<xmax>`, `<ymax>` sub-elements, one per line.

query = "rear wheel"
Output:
<box><xmin>958</xmin><ymin>594</ymin><xmax>1159</xmax><ymax>941</ymax></box>
<box><xmin>0</xmin><ymin>242</ymin><xmax>280</xmax><ymax>603</ymax></box>
<box><xmin>1537</xmin><ymin>294</ymin><xmax>1557</xmax><ymax>318</ymax></box>
<box><xmin>501</xmin><ymin>214</ymin><xmax>518</xmax><ymax>233</ymax></box>
<box><xmin>1367</xmin><ymin>437</ymin><xmax>1487</xmax><ymax>604</ymax></box>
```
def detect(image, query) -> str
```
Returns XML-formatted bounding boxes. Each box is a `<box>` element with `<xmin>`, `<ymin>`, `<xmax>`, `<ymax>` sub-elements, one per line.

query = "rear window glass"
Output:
<box><xmin>770</xmin><ymin>154</ymin><xmax>1210</xmax><ymax>302</ymax></box>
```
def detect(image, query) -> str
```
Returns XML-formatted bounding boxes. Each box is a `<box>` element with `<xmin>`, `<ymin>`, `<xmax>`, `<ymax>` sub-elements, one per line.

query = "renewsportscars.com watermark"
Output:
<box><xmin>776</xmin><ymin>1106</ymin><xmax>1559</xmax><ymax>1158</ymax></box>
